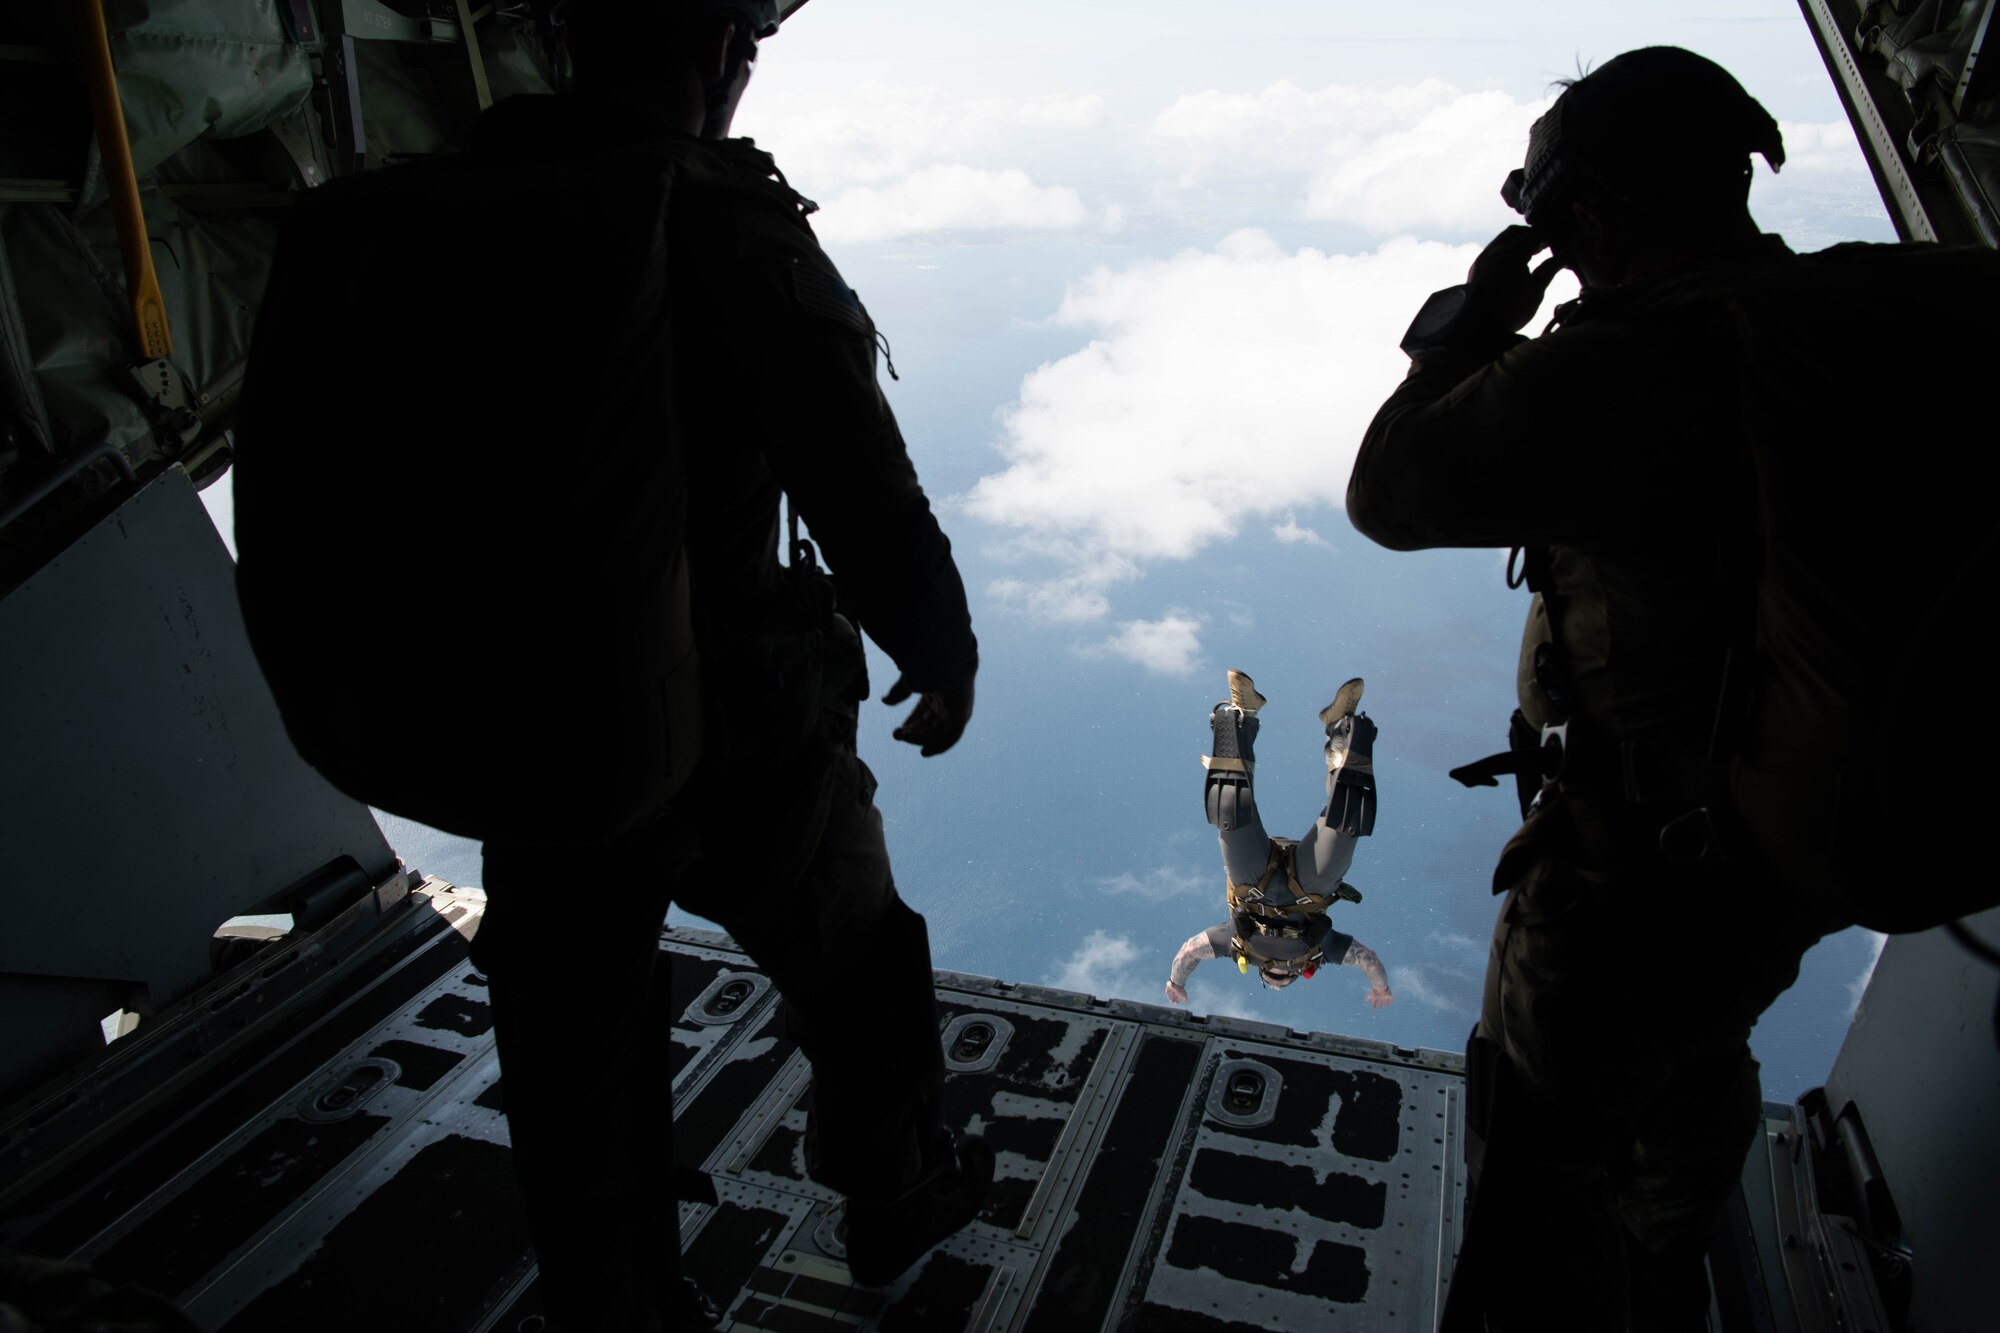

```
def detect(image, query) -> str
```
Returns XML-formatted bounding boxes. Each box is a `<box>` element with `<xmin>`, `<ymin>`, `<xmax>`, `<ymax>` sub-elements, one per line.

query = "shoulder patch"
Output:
<box><xmin>789</xmin><ymin>260</ymin><xmax>872</xmax><ymax>338</ymax></box>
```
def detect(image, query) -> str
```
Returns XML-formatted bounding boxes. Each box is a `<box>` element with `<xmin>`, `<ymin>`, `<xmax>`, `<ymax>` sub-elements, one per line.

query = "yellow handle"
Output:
<box><xmin>78</xmin><ymin>0</ymin><xmax>172</xmax><ymax>359</ymax></box>
<box><xmin>1237</xmin><ymin>955</ymin><xmax>1249</xmax><ymax>974</ymax></box>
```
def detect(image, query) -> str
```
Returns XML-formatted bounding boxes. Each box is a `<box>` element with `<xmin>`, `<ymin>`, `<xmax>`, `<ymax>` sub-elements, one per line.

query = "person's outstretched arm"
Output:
<box><xmin>1166</xmin><ymin>925</ymin><xmax>1229</xmax><ymax>1004</ymax></box>
<box><xmin>1341</xmin><ymin>939</ymin><xmax>1394</xmax><ymax>1008</ymax></box>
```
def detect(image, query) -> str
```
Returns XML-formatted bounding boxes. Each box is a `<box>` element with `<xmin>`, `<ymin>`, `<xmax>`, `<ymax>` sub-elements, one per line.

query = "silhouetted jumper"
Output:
<box><xmin>1343</xmin><ymin>45</ymin><xmax>2000</xmax><ymax>1333</ymax></box>
<box><xmin>470</xmin><ymin>3</ymin><xmax>989</xmax><ymax>1328</ymax></box>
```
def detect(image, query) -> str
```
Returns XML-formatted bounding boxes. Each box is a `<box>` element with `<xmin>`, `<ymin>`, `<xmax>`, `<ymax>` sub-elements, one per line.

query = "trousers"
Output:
<box><xmin>1449</xmin><ymin>795</ymin><xmax>1837</xmax><ymax>1332</ymax></box>
<box><xmin>1212</xmin><ymin>709</ymin><xmax>1362</xmax><ymax>899</ymax></box>
<box><xmin>474</xmin><ymin>741</ymin><xmax>946</xmax><ymax>1330</ymax></box>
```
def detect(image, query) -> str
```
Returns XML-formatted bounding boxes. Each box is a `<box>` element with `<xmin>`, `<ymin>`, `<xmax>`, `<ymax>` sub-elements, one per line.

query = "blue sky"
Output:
<box><xmin>214</xmin><ymin>0</ymin><xmax>1896</xmax><ymax>1097</ymax></box>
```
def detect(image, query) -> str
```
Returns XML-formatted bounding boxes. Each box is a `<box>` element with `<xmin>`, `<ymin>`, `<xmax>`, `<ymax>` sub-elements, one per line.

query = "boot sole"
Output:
<box><xmin>844</xmin><ymin>1138</ymin><xmax>997</xmax><ymax>1287</ymax></box>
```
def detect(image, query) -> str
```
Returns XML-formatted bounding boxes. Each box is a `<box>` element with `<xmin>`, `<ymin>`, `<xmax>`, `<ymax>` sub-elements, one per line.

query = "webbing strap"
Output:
<box><xmin>1225</xmin><ymin>842</ymin><xmax>1289</xmax><ymax>909</ymax></box>
<box><xmin>1227</xmin><ymin>842</ymin><xmax>1346</xmax><ymax>918</ymax></box>
<box><xmin>785</xmin><ymin>494</ymin><xmax>821</xmax><ymax>572</ymax></box>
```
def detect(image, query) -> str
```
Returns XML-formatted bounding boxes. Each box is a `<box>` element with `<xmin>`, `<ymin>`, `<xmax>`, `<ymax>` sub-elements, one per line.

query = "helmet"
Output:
<box><xmin>1501</xmin><ymin>47</ymin><xmax>1785</xmax><ymax>226</ymax></box>
<box><xmin>555</xmin><ymin>0</ymin><xmax>790</xmax><ymax>44</ymax></box>
<box><xmin>709</xmin><ymin>0</ymin><xmax>784</xmax><ymax>40</ymax></box>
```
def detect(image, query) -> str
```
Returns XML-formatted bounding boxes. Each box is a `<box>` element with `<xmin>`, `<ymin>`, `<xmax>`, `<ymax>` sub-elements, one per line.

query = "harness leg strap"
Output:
<box><xmin>1324</xmin><ymin>712</ymin><xmax>1378</xmax><ymax>837</ymax></box>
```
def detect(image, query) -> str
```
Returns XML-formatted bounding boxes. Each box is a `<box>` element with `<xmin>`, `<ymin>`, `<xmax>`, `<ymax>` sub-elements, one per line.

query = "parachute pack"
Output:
<box><xmin>1709</xmin><ymin>242</ymin><xmax>1999</xmax><ymax>933</ymax></box>
<box><xmin>1456</xmin><ymin>242</ymin><xmax>2000</xmax><ymax>935</ymax></box>
<box><xmin>236</xmin><ymin>120</ymin><xmax>704</xmax><ymax>844</ymax></box>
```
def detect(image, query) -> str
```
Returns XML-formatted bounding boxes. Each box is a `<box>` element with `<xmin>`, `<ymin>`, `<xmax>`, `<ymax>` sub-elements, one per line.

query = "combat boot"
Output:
<box><xmin>842</xmin><ymin>1131</ymin><xmax>995</xmax><ymax>1287</ymax></box>
<box><xmin>1319</xmin><ymin>676</ymin><xmax>1364</xmax><ymax>731</ymax></box>
<box><xmin>1210</xmin><ymin>670</ymin><xmax>1264</xmax><ymax>767</ymax></box>
<box><xmin>1227</xmin><ymin>668</ymin><xmax>1268</xmax><ymax>714</ymax></box>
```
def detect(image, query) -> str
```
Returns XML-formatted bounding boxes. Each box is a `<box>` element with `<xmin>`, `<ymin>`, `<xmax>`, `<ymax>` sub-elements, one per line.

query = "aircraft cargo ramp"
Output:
<box><xmin>0</xmin><ymin>881</ymin><xmax>1470</xmax><ymax>1332</ymax></box>
<box><xmin>7</xmin><ymin>879</ymin><xmax>1934</xmax><ymax>1333</ymax></box>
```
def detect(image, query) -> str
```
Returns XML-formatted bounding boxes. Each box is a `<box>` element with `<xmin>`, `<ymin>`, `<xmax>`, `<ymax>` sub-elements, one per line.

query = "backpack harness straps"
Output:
<box><xmin>1226</xmin><ymin>841</ymin><xmax>1363</xmax><ymax>921</ymax></box>
<box><xmin>1449</xmin><ymin>544</ymin><xmax>1744</xmax><ymax>865</ymax></box>
<box><xmin>1230</xmin><ymin>906</ymin><xmax>1335</xmax><ymax>971</ymax></box>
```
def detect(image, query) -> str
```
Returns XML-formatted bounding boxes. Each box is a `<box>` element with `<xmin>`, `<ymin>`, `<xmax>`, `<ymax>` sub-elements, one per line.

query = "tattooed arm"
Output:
<box><xmin>1166</xmin><ymin>925</ymin><xmax>1230</xmax><ymax>1004</ymax></box>
<box><xmin>1341</xmin><ymin>939</ymin><xmax>1395</xmax><ymax>1008</ymax></box>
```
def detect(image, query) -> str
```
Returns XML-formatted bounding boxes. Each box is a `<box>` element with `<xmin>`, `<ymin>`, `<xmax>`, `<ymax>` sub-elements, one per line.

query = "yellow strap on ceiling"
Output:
<box><xmin>77</xmin><ymin>0</ymin><xmax>172</xmax><ymax>359</ymax></box>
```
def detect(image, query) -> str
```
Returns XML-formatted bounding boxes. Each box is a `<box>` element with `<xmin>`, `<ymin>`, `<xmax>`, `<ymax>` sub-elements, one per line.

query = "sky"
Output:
<box><xmin>206</xmin><ymin>0</ymin><xmax>1897</xmax><ymax>1098</ymax></box>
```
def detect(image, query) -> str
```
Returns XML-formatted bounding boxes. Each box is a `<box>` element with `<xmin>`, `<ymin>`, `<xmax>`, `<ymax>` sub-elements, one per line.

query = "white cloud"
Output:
<box><xmin>1750</xmin><ymin>120</ymin><xmax>1889</xmax><ymax>248</ymax></box>
<box><xmin>1152</xmin><ymin>79</ymin><xmax>1463</xmax><ymax>160</ymax></box>
<box><xmin>968</xmin><ymin>230</ymin><xmax>1571</xmax><ymax>617</ymax></box>
<box><xmin>1426</xmin><ymin>930</ymin><xmax>1483</xmax><ymax>955</ymax></box>
<box><xmin>1048</xmin><ymin>929</ymin><xmax>1148</xmax><ymax>1000</ymax></box>
<box><xmin>1099</xmin><ymin>864</ymin><xmax>1212</xmax><ymax>898</ymax></box>
<box><xmin>1392</xmin><ymin>961</ymin><xmax>1476</xmax><ymax>1016</ymax></box>
<box><xmin>1273</xmin><ymin>513</ymin><xmax>1332</xmax><ymax>549</ymax></box>
<box><xmin>1014</xmin><ymin>93</ymin><xmax>1106</xmax><ymax>129</ymax></box>
<box><xmin>733</xmin><ymin>84</ymin><xmax>1106</xmax><ymax>243</ymax></box>
<box><xmin>1081</xmin><ymin>613</ymin><xmax>1205</xmax><ymax>676</ymax></box>
<box><xmin>988</xmin><ymin>544</ymin><xmax>1137</xmax><ymax>623</ymax></box>
<box><xmin>811</xmin><ymin>165</ymin><xmax>1087</xmax><ymax>243</ymax></box>
<box><xmin>1303</xmin><ymin>89</ymin><xmax>1547</xmax><ymax>234</ymax></box>
<box><xmin>1195</xmin><ymin>990</ymin><xmax>1268</xmax><ymax>1022</ymax></box>
<box><xmin>1148</xmin><ymin>85</ymin><xmax>1876</xmax><ymax>244</ymax></box>
<box><xmin>1772</xmin><ymin>120</ymin><xmax>1870</xmax><ymax>176</ymax></box>
<box><xmin>743</xmin><ymin>84</ymin><xmax>1105</xmax><ymax>186</ymax></box>
<box><xmin>1150</xmin><ymin>79</ymin><xmax>1551</xmax><ymax>235</ymax></box>
<box><xmin>1847</xmin><ymin>930</ymin><xmax>1888</xmax><ymax>1016</ymax></box>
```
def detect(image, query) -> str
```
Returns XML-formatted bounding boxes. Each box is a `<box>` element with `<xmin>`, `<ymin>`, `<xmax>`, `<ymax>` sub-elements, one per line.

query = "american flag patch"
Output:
<box><xmin>789</xmin><ymin>260</ymin><xmax>872</xmax><ymax>338</ymax></box>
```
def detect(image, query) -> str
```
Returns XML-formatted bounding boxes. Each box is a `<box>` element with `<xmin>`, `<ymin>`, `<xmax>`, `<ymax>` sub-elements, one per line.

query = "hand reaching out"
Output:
<box><xmin>1365</xmin><ymin>986</ymin><xmax>1395</xmax><ymax>1009</ymax></box>
<box><xmin>1165</xmin><ymin>981</ymin><xmax>1188</xmax><ymax>1006</ymax></box>
<box><xmin>883</xmin><ymin>674</ymin><xmax>975</xmax><ymax>756</ymax></box>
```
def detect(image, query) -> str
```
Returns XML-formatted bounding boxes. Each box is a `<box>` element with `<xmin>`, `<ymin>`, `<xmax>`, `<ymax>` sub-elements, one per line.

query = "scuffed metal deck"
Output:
<box><xmin>672</xmin><ymin>925</ymin><xmax>1467</xmax><ymax>1333</ymax></box>
<box><xmin>4</xmin><ymin>886</ymin><xmax>1466</xmax><ymax>1332</ymax></box>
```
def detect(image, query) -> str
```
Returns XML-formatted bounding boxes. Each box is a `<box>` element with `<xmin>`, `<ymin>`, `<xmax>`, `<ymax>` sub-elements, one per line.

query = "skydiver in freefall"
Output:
<box><xmin>1165</xmin><ymin>671</ymin><xmax>1394</xmax><ymax>1008</ymax></box>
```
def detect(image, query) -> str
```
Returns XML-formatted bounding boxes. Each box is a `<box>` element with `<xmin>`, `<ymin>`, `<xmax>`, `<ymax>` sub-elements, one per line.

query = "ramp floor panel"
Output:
<box><xmin>11</xmin><ymin>895</ymin><xmax>1471</xmax><ymax>1332</ymax></box>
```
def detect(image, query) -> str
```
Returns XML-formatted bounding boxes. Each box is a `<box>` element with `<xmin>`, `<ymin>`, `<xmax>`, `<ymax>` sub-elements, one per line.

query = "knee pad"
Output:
<box><xmin>1206</xmin><ymin>771</ymin><xmax>1252</xmax><ymax>830</ymax></box>
<box><xmin>1325</xmin><ymin>767</ymin><xmax>1376</xmax><ymax>836</ymax></box>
